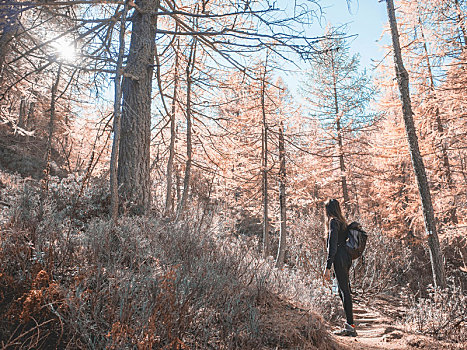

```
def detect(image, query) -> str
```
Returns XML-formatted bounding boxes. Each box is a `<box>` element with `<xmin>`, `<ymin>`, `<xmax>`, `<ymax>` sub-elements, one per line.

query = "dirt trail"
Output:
<box><xmin>330</xmin><ymin>294</ymin><xmax>462</xmax><ymax>350</ymax></box>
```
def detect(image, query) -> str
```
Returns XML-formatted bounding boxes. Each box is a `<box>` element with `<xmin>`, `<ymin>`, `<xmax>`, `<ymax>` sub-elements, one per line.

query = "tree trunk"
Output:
<box><xmin>176</xmin><ymin>163</ymin><xmax>181</xmax><ymax>204</ymax></box>
<box><xmin>276</xmin><ymin>121</ymin><xmax>287</xmax><ymax>268</ymax></box>
<box><xmin>435</xmin><ymin>112</ymin><xmax>458</xmax><ymax>224</ymax></box>
<box><xmin>330</xmin><ymin>52</ymin><xmax>350</xmax><ymax>214</ymax></box>
<box><xmin>25</xmin><ymin>101</ymin><xmax>34</xmax><ymax>143</ymax></box>
<box><xmin>0</xmin><ymin>32</ymin><xmax>13</xmax><ymax>80</ymax></box>
<box><xmin>336</xmin><ymin>117</ymin><xmax>350</xmax><ymax>214</ymax></box>
<box><xmin>460</xmin><ymin>152</ymin><xmax>467</xmax><ymax>186</ymax></box>
<box><xmin>386</xmin><ymin>0</ymin><xmax>447</xmax><ymax>288</ymax></box>
<box><xmin>400</xmin><ymin>160</ymin><xmax>414</xmax><ymax>237</ymax></box>
<box><xmin>176</xmin><ymin>38</ymin><xmax>196</xmax><ymax>219</ymax></box>
<box><xmin>44</xmin><ymin>63</ymin><xmax>62</xmax><ymax>193</ymax></box>
<box><xmin>110</xmin><ymin>0</ymin><xmax>129</xmax><ymax>223</ymax></box>
<box><xmin>26</xmin><ymin>101</ymin><xmax>34</xmax><ymax>129</ymax></box>
<box><xmin>261</xmin><ymin>66</ymin><xmax>270</xmax><ymax>258</ymax></box>
<box><xmin>353</xmin><ymin>181</ymin><xmax>361</xmax><ymax>218</ymax></box>
<box><xmin>165</xmin><ymin>38</ymin><xmax>179</xmax><ymax>217</ymax></box>
<box><xmin>18</xmin><ymin>97</ymin><xmax>26</xmax><ymax>129</ymax></box>
<box><xmin>118</xmin><ymin>0</ymin><xmax>159</xmax><ymax>215</ymax></box>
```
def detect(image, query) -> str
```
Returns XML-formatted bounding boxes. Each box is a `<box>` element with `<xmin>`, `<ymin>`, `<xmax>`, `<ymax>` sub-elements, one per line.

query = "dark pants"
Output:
<box><xmin>334</xmin><ymin>246</ymin><xmax>354</xmax><ymax>325</ymax></box>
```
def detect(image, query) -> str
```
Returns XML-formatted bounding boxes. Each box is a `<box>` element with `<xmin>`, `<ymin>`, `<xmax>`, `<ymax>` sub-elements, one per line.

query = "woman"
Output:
<box><xmin>322</xmin><ymin>199</ymin><xmax>357</xmax><ymax>337</ymax></box>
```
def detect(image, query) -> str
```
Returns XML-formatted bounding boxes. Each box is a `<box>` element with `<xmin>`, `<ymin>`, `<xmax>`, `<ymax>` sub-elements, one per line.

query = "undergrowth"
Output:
<box><xmin>2</xmin><ymin>171</ymin><xmax>465</xmax><ymax>349</ymax></box>
<box><xmin>404</xmin><ymin>282</ymin><xmax>467</xmax><ymax>343</ymax></box>
<box><xmin>0</xmin><ymin>173</ymin><xmax>337</xmax><ymax>349</ymax></box>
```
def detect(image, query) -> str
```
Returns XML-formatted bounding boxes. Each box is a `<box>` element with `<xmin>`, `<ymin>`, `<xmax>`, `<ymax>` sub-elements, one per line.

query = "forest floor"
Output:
<box><xmin>330</xmin><ymin>293</ymin><xmax>463</xmax><ymax>350</ymax></box>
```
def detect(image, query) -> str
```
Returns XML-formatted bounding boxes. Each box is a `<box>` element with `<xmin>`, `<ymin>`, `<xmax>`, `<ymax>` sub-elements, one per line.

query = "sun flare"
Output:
<box><xmin>52</xmin><ymin>37</ymin><xmax>76</xmax><ymax>61</ymax></box>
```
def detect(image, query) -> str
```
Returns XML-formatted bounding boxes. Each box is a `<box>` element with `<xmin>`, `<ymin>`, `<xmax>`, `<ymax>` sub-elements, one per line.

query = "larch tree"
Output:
<box><xmin>214</xmin><ymin>64</ymin><xmax>297</xmax><ymax>258</ymax></box>
<box><xmin>392</xmin><ymin>0</ymin><xmax>466</xmax><ymax>226</ymax></box>
<box><xmin>370</xmin><ymin>0</ymin><xmax>467</xmax><ymax>237</ymax></box>
<box><xmin>435</xmin><ymin>51</ymin><xmax>467</xmax><ymax>228</ymax></box>
<box><xmin>384</xmin><ymin>0</ymin><xmax>447</xmax><ymax>289</ymax></box>
<box><xmin>176</xmin><ymin>36</ymin><xmax>198</xmax><ymax>219</ymax></box>
<box><xmin>260</xmin><ymin>61</ymin><xmax>271</xmax><ymax>258</ymax></box>
<box><xmin>215</xmin><ymin>66</ymin><xmax>275</xmax><ymax>255</ymax></box>
<box><xmin>164</xmin><ymin>35</ymin><xmax>180</xmax><ymax>217</ymax></box>
<box><xmin>117</xmin><ymin>0</ymin><xmax>160</xmax><ymax>215</ymax></box>
<box><xmin>275</xmin><ymin>119</ymin><xmax>287</xmax><ymax>268</ymax></box>
<box><xmin>302</xmin><ymin>28</ymin><xmax>376</xmax><ymax>216</ymax></box>
<box><xmin>110</xmin><ymin>0</ymin><xmax>130</xmax><ymax>223</ymax></box>
<box><xmin>0</xmin><ymin>0</ymin><xmax>334</xmax><ymax>227</ymax></box>
<box><xmin>369</xmin><ymin>84</ymin><xmax>421</xmax><ymax>237</ymax></box>
<box><xmin>133</xmin><ymin>0</ymin><xmax>329</xmax><ymax>218</ymax></box>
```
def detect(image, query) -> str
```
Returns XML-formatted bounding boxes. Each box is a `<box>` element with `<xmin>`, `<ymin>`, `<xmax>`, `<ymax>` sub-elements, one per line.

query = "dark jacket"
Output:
<box><xmin>326</xmin><ymin>218</ymin><xmax>348</xmax><ymax>270</ymax></box>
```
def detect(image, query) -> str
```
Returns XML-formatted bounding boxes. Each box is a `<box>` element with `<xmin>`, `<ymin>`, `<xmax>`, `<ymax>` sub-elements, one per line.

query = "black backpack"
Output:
<box><xmin>346</xmin><ymin>222</ymin><xmax>368</xmax><ymax>260</ymax></box>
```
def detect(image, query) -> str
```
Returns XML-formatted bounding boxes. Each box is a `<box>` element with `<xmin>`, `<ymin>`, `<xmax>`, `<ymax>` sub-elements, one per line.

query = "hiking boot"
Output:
<box><xmin>333</xmin><ymin>322</ymin><xmax>357</xmax><ymax>337</ymax></box>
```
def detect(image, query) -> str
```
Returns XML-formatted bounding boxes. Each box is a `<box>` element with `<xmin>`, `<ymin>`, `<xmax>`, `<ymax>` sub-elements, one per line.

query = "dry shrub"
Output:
<box><xmin>0</xmin><ymin>270</ymin><xmax>66</xmax><ymax>349</ymax></box>
<box><xmin>307</xmin><ymin>282</ymin><xmax>343</xmax><ymax>323</ymax></box>
<box><xmin>350</xmin><ymin>226</ymin><xmax>412</xmax><ymax>294</ymax></box>
<box><xmin>250</xmin><ymin>253</ymin><xmax>342</xmax><ymax>324</ymax></box>
<box><xmin>256</xmin><ymin>291</ymin><xmax>337</xmax><ymax>350</ymax></box>
<box><xmin>63</xmin><ymin>217</ymin><xmax>337</xmax><ymax>349</ymax></box>
<box><xmin>404</xmin><ymin>283</ymin><xmax>467</xmax><ymax>343</ymax></box>
<box><xmin>1</xmin><ymin>219</ymin><xmax>338</xmax><ymax>348</ymax></box>
<box><xmin>286</xmin><ymin>211</ymin><xmax>327</xmax><ymax>278</ymax></box>
<box><xmin>442</xmin><ymin>231</ymin><xmax>467</xmax><ymax>291</ymax></box>
<box><xmin>4</xmin><ymin>172</ymin><xmax>109</xmax><ymax>231</ymax></box>
<box><xmin>0</xmin><ymin>173</ymin><xmax>340</xmax><ymax>349</ymax></box>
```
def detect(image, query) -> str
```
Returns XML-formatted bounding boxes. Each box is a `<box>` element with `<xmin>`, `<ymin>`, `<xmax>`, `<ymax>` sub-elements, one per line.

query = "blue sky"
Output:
<box><xmin>319</xmin><ymin>0</ymin><xmax>389</xmax><ymax>69</ymax></box>
<box><xmin>280</xmin><ymin>0</ymin><xmax>390</xmax><ymax>93</ymax></box>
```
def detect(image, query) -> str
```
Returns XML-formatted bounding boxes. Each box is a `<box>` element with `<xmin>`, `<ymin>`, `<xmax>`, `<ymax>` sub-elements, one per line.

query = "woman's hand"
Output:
<box><xmin>323</xmin><ymin>268</ymin><xmax>331</xmax><ymax>282</ymax></box>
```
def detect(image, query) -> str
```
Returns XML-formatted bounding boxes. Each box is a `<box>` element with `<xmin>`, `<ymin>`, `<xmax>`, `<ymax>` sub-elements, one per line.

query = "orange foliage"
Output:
<box><xmin>20</xmin><ymin>289</ymin><xmax>44</xmax><ymax>323</ymax></box>
<box><xmin>13</xmin><ymin>270</ymin><xmax>65</xmax><ymax>324</ymax></box>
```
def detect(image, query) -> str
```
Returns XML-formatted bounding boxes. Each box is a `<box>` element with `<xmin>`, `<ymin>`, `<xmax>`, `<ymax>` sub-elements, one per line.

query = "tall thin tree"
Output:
<box><xmin>261</xmin><ymin>63</ymin><xmax>270</xmax><ymax>258</ymax></box>
<box><xmin>176</xmin><ymin>37</ymin><xmax>197</xmax><ymax>219</ymax></box>
<box><xmin>110</xmin><ymin>0</ymin><xmax>129</xmax><ymax>223</ymax></box>
<box><xmin>302</xmin><ymin>29</ymin><xmax>375</xmax><ymax>216</ymax></box>
<box><xmin>385</xmin><ymin>0</ymin><xmax>447</xmax><ymax>288</ymax></box>
<box><xmin>44</xmin><ymin>63</ymin><xmax>61</xmax><ymax>193</ymax></box>
<box><xmin>276</xmin><ymin>120</ymin><xmax>287</xmax><ymax>268</ymax></box>
<box><xmin>165</xmin><ymin>36</ymin><xmax>180</xmax><ymax>217</ymax></box>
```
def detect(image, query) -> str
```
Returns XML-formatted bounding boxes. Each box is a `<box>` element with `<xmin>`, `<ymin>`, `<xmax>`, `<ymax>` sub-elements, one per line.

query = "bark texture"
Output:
<box><xmin>118</xmin><ymin>0</ymin><xmax>159</xmax><ymax>215</ymax></box>
<box><xmin>331</xmin><ymin>53</ymin><xmax>350</xmax><ymax>214</ymax></box>
<box><xmin>276</xmin><ymin>121</ymin><xmax>287</xmax><ymax>268</ymax></box>
<box><xmin>110</xmin><ymin>0</ymin><xmax>129</xmax><ymax>222</ymax></box>
<box><xmin>44</xmin><ymin>64</ymin><xmax>62</xmax><ymax>193</ymax></box>
<box><xmin>261</xmin><ymin>67</ymin><xmax>270</xmax><ymax>258</ymax></box>
<box><xmin>165</xmin><ymin>39</ymin><xmax>179</xmax><ymax>217</ymax></box>
<box><xmin>336</xmin><ymin>117</ymin><xmax>350</xmax><ymax>214</ymax></box>
<box><xmin>18</xmin><ymin>98</ymin><xmax>26</xmax><ymax>128</ymax></box>
<box><xmin>386</xmin><ymin>0</ymin><xmax>447</xmax><ymax>288</ymax></box>
<box><xmin>26</xmin><ymin>102</ymin><xmax>35</xmax><ymax>129</ymax></box>
<box><xmin>176</xmin><ymin>38</ymin><xmax>196</xmax><ymax>219</ymax></box>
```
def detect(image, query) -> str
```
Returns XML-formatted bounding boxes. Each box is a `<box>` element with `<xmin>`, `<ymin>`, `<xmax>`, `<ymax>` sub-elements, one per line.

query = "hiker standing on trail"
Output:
<box><xmin>323</xmin><ymin>198</ymin><xmax>357</xmax><ymax>337</ymax></box>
